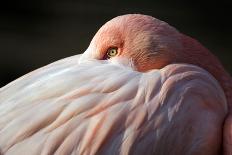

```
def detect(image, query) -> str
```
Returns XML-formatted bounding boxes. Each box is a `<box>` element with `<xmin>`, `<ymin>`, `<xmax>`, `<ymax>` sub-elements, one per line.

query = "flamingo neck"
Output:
<box><xmin>180</xmin><ymin>34</ymin><xmax>232</xmax><ymax>109</ymax></box>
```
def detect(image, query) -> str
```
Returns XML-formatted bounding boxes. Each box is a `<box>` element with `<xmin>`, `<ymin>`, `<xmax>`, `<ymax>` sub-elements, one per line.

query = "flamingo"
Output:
<box><xmin>0</xmin><ymin>14</ymin><xmax>231</xmax><ymax>155</ymax></box>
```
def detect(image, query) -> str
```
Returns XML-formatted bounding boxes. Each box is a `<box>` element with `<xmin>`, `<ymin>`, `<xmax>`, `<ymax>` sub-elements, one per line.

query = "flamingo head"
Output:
<box><xmin>80</xmin><ymin>14</ymin><xmax>182</xmax><ymax>71</ymax></box>
<box><xmin>80</xmin><ymin>14</ymin><xmax>224</xmax><ymax>74</ymax></box>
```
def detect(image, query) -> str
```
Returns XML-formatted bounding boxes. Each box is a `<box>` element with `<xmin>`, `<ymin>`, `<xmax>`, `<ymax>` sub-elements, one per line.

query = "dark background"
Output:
<box><xmin>0</xmin><ymin>0</ymin><xmax>231</xmax><ymax>87</ymax></box>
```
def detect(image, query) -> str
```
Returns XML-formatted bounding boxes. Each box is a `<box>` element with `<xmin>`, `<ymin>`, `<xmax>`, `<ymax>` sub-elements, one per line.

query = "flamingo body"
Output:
<box><xmin>0</xmin><ymin>55</ymin><xmax>227</xmax><ymax>155</ymax></box>
<box><xmin>0</xmin><ymin>14</ymin><xmax>231</xmax><ymax>155</ymax></box>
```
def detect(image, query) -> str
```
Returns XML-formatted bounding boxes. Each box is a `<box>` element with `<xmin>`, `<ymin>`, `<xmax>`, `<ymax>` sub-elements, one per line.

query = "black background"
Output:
<box><xmin>0</xmin><ymin>0</ymin><xmax>231</xmax><ymax>87</ymax></box>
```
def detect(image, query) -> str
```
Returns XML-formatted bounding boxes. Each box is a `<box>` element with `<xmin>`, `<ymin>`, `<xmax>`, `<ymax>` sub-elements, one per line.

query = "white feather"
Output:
<box><xmin>0</xmin><ymin>54</ymin><xmax>227</xmax><ymax>155</ymax></box>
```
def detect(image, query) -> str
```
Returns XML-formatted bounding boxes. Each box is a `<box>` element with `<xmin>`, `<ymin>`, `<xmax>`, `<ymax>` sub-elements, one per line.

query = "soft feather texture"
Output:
<box><xmin>0</xmin><ymin>54</ymin><xmax>227</xmax><ymax>155</ymax></box>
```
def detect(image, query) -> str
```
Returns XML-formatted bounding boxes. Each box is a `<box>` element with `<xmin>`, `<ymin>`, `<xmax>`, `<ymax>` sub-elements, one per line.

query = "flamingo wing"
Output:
<box><xmin>0</xmin><ymin>57</ymin><xmax>227</xmax><ymax>155</ymax></box>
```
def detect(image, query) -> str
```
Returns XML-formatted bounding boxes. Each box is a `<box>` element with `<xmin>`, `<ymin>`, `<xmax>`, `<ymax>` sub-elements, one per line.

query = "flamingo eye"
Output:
<box><xmin>106</xmin><ymin>47</ymin><xmax>118</xmax><ymax>59</ymax></box>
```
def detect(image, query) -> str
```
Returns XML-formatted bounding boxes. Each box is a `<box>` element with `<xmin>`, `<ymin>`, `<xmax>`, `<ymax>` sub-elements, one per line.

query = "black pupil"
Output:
<box><xmin>109</xmin><ymin>49</ymin><xmax>117</xmax><ymax>56</ymax></box>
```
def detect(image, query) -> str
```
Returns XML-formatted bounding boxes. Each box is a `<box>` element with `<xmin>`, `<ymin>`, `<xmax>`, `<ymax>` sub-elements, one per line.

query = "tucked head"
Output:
<box><xmin>81</xmin><ymin>14</ymin><xmax>225</xmax><ymax>74</ymax></box>
<box><xmin>81</xmin><ymin>14</ymin><xmax>182</xmax><ymax>71</ymax></box>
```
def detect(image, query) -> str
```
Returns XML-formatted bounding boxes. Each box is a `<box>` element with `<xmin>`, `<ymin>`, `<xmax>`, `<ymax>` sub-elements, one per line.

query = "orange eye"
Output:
<box><xmin>106</xmin><ymin>48</ymin><xmax>118</xmax><ymax>58</ymax></box>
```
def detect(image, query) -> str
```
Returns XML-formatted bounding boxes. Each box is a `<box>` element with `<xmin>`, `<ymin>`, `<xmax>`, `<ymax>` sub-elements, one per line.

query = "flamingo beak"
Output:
<box><xmin>78</xmin><ymin>47</ymin><xmax>96</xmax><ymax>64</ymax></box>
